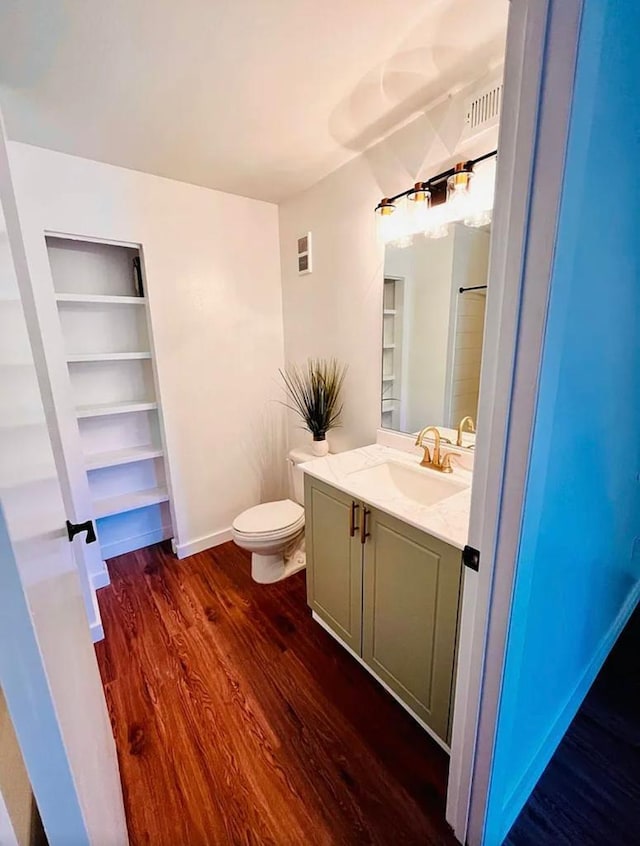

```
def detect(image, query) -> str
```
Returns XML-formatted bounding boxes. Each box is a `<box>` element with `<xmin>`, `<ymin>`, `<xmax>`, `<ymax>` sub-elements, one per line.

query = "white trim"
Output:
<box><xmin>55</xmin><ymin>292</ymin><xmax>147</xmax><ymax>305</ymax></box>
<box><xmin>88</xmin><ymin>577</ymin><xmax>105</xmax><ymax>643</ymax></box>
<box><xmin>451</xmin><ymin>1</ymin><xmax>585</xmax><ymax>844</ymax></box>
<box><xmin>446</xmin><ymin>0</ymin><xmax>550</xmax><ymax>834</ymax></box>
<box><xmin>98</xmin><ymin>526</ymin><xmax>172</xmax><ymax>561</ymax></box>
<box><xmin>90</xmin><ymin>620</ymin><xmax>104</xmax><ymax>644</ymax></box>
<box><xmin>312</xmin><ymin>611</ymin><xmax>451</xmax><ymax>754</ymax></box>
<box><xmin>45</xmin><ymin>229</ymin><xmax>141</xmax><ymax>249</ymax></box>
<box><xmin>174</xmin><ymin>527</ymin><xmax>234</xmax><ymax>559</ymax></box>
<box><xmin>90</xmin><ymin>565</ymin><xmax>111</xmax><ymax>591</ymax></box>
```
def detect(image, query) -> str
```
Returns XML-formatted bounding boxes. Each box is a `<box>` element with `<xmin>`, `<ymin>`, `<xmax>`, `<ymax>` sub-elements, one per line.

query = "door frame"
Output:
<box><xmin>0</xmin><ymin>106</ymin><xmax>129</xmax><ymax>845</ymax></box>
<box><xmin>445</xmin><ymin>0</ymin><xmax>584</xmax><ymax>842</ymax></box>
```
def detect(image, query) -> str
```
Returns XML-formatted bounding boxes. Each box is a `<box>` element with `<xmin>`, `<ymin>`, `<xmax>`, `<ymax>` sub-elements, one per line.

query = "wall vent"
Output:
<box><xmin>467</xmin><ymin>83</ymin><xmax>502</xmax><ymax>131</ymax></box>
<box><xmin>460</xmin><ymin>70</ymin><xmax>504</xmax><ymax>144</ymax></box>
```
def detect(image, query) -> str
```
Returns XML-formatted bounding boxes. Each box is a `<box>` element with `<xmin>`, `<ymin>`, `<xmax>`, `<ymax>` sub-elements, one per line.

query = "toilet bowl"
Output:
<box><xmin>231</xmin><ymin>448</ymin><xmax>315</xmax><ymax>583</ymax></box>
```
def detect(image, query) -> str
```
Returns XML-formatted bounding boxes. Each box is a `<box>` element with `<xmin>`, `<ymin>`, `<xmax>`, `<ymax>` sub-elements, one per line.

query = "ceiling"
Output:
<box><xmin>0</xmin><ymin>0</ymin><xmax>508</xmax><ymax>203</ymax></box>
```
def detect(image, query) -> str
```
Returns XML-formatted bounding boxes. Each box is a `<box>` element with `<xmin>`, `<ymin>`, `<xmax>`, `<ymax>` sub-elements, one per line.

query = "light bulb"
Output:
<box><xmin>392</xmin><ymin>234</ymin><xmax>414</xmax><ymax>249</ymax></box>
<box><xmin>386</xmin><ymin>198</ymin><xmax>413</xmax><ymax>247</ymax></box>
<box><xmin>464</xmin><ymin>207</ymin><xmax>492</xmax><ymax>228</ymax></box>
<box><xmin>424</xmin><ymin>203</ymin><xmax>449</xmax><ymax>239</ymax></box>
<box><xmin>446</xmin><ymin>164</ymin><xmax>474</xmax><ymax>223</ymax></box>
<box><xmin>464</xmin><ymin>157</ymin><xmax>496</xmax><ymax>228</ymax></box>
<box><xmin>407</xmin><ymin>183</ymin><xmax>432</xmax><ymax>235</ymax></box>
<box><xmin>376</xmin><ymin>198</ymin><xmax>397</xmax><ymax>245</ymax></box>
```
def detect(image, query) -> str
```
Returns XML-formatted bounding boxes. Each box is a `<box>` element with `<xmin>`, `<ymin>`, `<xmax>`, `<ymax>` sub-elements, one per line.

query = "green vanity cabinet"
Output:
<box><xmin>305</xmin><ymin>475</ymin><xmax>463</xmax><ymax>744</ymax></box>
<box><xmin>362</xmin><ymin>506</ymin><xmax>463</xmax><ymax>742</ymax></box>
<box><xmin>304</xmin><ymin>475</ymin><xmax>363</xmax><ymax>653</ymax></box>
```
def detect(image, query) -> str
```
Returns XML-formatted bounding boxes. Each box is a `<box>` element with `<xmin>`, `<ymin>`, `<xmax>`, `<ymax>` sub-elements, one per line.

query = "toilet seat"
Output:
<box><xmin>232</xmin><ymin>499</ymin><xmax>304</xmax><ymax>539</ymax></box>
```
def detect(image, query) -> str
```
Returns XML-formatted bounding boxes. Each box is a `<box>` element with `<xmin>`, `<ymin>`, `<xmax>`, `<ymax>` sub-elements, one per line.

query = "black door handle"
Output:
<box><xmin>66</xmin><ymin>519</ymin><xmax>97</xmax><ymax>545</ymax></box>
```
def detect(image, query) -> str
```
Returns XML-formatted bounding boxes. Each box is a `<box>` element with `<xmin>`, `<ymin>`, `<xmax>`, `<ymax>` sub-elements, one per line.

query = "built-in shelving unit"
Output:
<box><xmin>85</xmin><ymin>446</ymin><xmax>164</xmax><ymax>471</ymax></box>
<box><xmin>382</xmin><ymin>277</ymin><xmax>404</xmax><ymax>430</ymax></box>
<box><xmin>55</xmin><ymin>293</ymin><xmax>147</xmax><ymax>306</ymax></box>
<box><xmin>76</xmin><ymin>400</ymin><xmax>158</xmax><ymax>419</ymax></box>
<box><xmin>47</xmin><ymin>236</ymin><xmax>173</xmax><ymax>563</ymax></box>
<box><xmin>67</xmin><ymin>352</ymin><xmax>152</xmax><ymax>363</ymax></box>
<box><xmin>93</xmin><ymin>487</ymin><xmax>170</xmax><ymax>520</ymax></box>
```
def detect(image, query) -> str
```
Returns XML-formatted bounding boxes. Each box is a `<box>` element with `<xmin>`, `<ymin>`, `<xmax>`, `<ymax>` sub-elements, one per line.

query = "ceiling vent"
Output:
<box><xmin>460</xmin><ymin>70</ymin><xmax>503</xmax><ymax>144</ymax></box>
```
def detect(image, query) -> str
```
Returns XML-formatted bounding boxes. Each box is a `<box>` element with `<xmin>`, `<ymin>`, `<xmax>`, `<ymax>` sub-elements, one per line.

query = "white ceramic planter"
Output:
<box><xmin>311</xmin><ymin>438</ymin><xmax>329</xmax><ymax>457</ymax></box>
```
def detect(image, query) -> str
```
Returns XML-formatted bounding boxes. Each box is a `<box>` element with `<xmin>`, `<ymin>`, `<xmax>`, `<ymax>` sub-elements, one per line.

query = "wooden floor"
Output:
<box><xmin>95</xmin><ymin>541</ymin><xmax>456</xmax><ymax>845</ymax></box>
<box><xmin>507</xmin><ymin>605</ymin><xmax>640</xmax><ymax>845</ymax></box>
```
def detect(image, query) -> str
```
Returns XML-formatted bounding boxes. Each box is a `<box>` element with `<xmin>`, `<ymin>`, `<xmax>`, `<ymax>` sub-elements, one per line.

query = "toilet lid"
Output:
<box><xmin>232</xmin><ymin>499</ymin><xmax>304</xmax><ymax>535</ymax></box>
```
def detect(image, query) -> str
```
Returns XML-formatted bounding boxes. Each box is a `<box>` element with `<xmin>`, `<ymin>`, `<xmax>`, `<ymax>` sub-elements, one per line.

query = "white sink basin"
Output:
<box><xmin>347</xmin><ymin>461</ymin><xmax>467</xmax><ymax>508</ymax></box>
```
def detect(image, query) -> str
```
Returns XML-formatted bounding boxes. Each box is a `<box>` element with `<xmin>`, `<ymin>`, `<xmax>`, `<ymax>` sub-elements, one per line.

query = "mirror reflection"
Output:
<box><xmin>381</xmin><ymin>222</ymin><xmax>490</xmax><ymax>446</ymax></box>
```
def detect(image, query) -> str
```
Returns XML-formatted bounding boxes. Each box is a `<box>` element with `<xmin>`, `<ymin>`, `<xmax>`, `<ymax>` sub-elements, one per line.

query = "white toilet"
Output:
<box><xmin>231</xmin><ymin>448</ymin><xmax>315</xmax><ymax>584</ymax></box>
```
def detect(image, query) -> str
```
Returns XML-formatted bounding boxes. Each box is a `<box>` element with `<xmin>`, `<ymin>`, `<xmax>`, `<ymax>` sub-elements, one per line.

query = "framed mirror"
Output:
<box><xmin>380</xmin><ymin>222</ymin><xmax>490</xmax><ymax>448</ymax></box>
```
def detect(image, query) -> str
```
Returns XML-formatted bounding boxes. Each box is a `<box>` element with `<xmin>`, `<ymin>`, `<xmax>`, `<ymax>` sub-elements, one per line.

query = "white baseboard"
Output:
<box><xmin>100</xmin><ymin>526</ymin><xmax>172</xmax><ymax>561</ymax></box>
<box><xmin>90</xmin><ymin>619</ymin><xmax>104</xmax><ymax>643</ymax></box>
<box><xmin>88</xmin><ymin>579</ymin><xmax>104</xmax><ymax>643</ymax></box>
<box><xmin>500</xmin><ymin>582</ymin><xmax>640</xmax><ymax>841</ymax></box>
<box><xmin>90</xmin><ymin>564</ymin><xmax>111</xmax><ymax>591</ymax></box>
<box><xmin>174</xmin><ymin>527</ymin><xmax>233</xmax><ymax>559</ymax></box>
<box><xmin>311</xmin><ymin>611</ymin><xmax>451</xmax><ymax>754</ymax></box>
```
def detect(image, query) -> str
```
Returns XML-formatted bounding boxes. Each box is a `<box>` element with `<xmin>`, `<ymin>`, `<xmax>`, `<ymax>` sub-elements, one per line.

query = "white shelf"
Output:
<box><xmin>67</xmin><ymin>351</ymin><xmax>151</xmax><ymax>363</ymax></box>
<box><xmin>383</xmin><ymin>344</ymin><xmax>396</xmax><ymax>350</ymax></box>
<box><xmin>55</xmin><ymin>293</ymin><xmax>146</xmax><ymax>305</ymax></box>
<box><xmin>383</xmin><ymin>309</ymin><xmax>396</xmax><ymax>315</ymax></box>
<box><xmin>76</xmin><ymin>400</ymin><xmax>158</xmax><ymax>419</ymax></box>
<box><xmin>382</xmin><ymin>374</ymin><xmax>395</xmax><ymax>382</ymax></box>
<box><xmin>94</xmin><ymin>486</ymin><xmax>169</xmax><ymax>519</ymax></box>
<box><xmin>85</xmin><ymin>445</ymin><xmax>164</xmax><ymax>471</ymax></box>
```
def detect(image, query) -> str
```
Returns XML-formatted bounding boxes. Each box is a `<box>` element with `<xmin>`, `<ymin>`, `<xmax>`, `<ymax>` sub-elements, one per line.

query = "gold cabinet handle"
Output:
<box><xmin>349</xmin><ymin>501</ymin><xmax>359</xmax><ymax>537</ymax></box>
<box><xmin>360</xmin><ymin>507</ymin><xmax>370</xmax><ymax>545</ymax></box>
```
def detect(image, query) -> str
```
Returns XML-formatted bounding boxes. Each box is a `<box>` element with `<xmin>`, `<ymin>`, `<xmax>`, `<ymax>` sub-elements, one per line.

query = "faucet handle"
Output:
<box><xmin>418</xmin><ymin>444</ymin><xmax>432</xmax><ymax>467</ymax></box>
<box><xmin>439</xmin><ymin>451</ymin><xmax>455</xmax><ymax>473</ymax></box>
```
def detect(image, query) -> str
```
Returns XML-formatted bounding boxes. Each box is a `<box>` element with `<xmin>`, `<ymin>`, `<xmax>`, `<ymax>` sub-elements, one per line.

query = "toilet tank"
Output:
<box><xmin>287</xmin><ymin>448</ymin><xmax>316</xmax><ymax>505</ymax></box>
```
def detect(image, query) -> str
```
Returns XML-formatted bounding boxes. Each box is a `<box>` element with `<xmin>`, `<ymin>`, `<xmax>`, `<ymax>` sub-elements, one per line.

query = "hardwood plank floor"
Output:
<box><xmin>95</xmin><ymin>541</ymin><xmax>456</xmax><ymax>846</ymax></box>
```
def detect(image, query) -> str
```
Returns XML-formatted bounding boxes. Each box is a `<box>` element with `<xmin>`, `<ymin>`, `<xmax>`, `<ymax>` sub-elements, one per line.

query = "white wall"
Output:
<box><xmin>279</xmin><ymin>80</ymin><xmax>500</xmax><ymax>452</ymax></box>
<box><xmin>8</xmin><ymin>142</ymin><xmax>286</xmax><ymax>556</ymax></box>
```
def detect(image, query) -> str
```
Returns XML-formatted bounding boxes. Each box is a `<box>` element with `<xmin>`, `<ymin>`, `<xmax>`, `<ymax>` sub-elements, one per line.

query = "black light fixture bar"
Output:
<box><xmin>375</xmin><ymin>149</ymin><xmax>498</xmax><ymax>212</ymax></box>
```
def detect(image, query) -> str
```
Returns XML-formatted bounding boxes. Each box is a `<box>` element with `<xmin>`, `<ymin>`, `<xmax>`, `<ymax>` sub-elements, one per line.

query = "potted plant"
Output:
<box><xmin>280</xmin><ymin>358</ymin><xmax>347</xmax><ymax>456</ymax></box>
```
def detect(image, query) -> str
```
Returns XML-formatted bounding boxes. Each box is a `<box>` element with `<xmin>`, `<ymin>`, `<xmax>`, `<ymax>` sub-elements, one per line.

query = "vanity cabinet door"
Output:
<box><xmin>362</xmin><ymin>507</ymin><xmax>463</xmax><ymax>742</ymax></box>
<box><xmin>304</xmin><ymin>476</ymin><xmax>363</xmax><ymax>653</ymax></box>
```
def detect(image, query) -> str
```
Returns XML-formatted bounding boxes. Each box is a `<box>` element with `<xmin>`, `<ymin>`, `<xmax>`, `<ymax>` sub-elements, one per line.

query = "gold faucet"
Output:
<box><xmin>456</xmin><ymin>416</ymin><xmax>476</xmax><ymax>447</ymax></box>
<box><xmin>415</xmin><ymin>426</ymin><xmax>454</xmax><ymax>473</ymax></box>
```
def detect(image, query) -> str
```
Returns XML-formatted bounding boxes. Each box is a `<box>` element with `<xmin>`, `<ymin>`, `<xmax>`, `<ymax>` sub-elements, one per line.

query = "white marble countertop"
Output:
<box><xmin>300</xmin><ymin>444</ymin><xmax>472</xmax><ymax>550</ymax></box>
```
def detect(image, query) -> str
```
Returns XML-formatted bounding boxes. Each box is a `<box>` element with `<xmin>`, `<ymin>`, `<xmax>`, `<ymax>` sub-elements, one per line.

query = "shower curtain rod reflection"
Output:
<box><xmin>459</xmin><ymin>285</ymin><xmax>488</xmax><ymax>294</ymax></box>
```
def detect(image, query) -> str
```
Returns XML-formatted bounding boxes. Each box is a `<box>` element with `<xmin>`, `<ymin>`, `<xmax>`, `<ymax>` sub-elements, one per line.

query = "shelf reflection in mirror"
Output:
<box><xmin>380</xmin><ymin>222</ymin><xmax>490</xmax><ymax>448</ymax></box>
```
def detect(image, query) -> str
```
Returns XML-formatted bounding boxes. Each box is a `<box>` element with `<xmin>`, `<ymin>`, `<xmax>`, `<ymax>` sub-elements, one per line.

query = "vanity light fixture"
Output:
<box><xmin>445</xmin><ymin>162</ymin><xmax>474</xmax><ymax>225</ymax></box>
<box><xmin>407</xmin><ymin>182</ymin><xmax>432</xmax><ymax>239</ymax></box>
<box><xmin>447</xmin><ymin>162</ymin><xmax>473</xmax><ymax>193</ymax></box>
<box><xmin>407</xmin><ymin>182</ymin><xmax>431</xmax><ymax>204</ymax></box>
<box><xmin>375</xmin><ymin>197</ymin><xmax>399</xmax><ymax>245</ymax></box>
<box><xmin>376</xmin><ymin>149</ymin><xmax>497</xmax><ymax>246</ymax></box>
<box><xmin>374</xmin><ymin>197</ymin><xmax>396</xmax><ymax>215</ymax></box>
